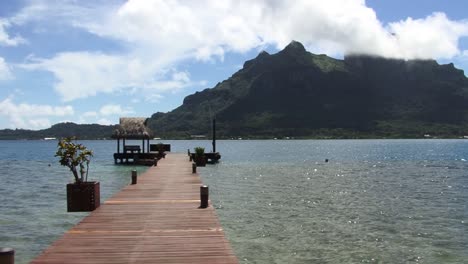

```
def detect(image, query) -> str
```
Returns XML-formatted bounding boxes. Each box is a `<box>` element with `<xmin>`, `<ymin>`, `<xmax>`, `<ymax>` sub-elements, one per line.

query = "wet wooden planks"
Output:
<box><xmin>32</xmin><ymin>153</ymin><xmax>238</xmax><ymax>264</ymax></box>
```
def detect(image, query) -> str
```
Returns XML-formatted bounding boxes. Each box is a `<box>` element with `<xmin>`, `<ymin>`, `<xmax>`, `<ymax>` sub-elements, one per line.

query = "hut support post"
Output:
<box><xmin>212</xmin><ymin>118</ymin><xmax>216</xmax><ymax>153</ymax></box>
<box><xmin>117</xmin><ymin>138</ymin><xmax>120</xmax><ymax>153</ymax></box>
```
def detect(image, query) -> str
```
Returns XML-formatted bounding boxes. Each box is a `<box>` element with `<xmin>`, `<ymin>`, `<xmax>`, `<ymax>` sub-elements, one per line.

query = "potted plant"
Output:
<box><xmin>55</xmin><ymin>137</ymin><xmax>100</xmax><ymax>212</ymax></box>
<box><xmin>194</xmin><ymin>147</ymin><xmax>206</xmax><ymax>167</ymax></box>
<box><xmin>156</xmin><ymin>142</ymin><xmax>166</xmax><ymax>159</ymax></box>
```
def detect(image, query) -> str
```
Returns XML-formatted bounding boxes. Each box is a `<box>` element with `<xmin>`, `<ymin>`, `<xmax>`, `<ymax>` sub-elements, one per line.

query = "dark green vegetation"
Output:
<box><xmin>1</xmin><ymin>41</ymin><xmax>468</xmax><ymax>139</ymax></box>
<box><xmin>0</xmin><ymin>122</ymin><xmax>115</xmax><ymax>140</ymax></box>
<box><xmin>147</xmin><ymin>41</ymin><xmax>468</xmax><ymax>138</ymax></box>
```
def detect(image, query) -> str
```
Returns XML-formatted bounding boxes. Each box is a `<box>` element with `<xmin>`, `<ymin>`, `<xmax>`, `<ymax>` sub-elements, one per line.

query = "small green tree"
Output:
<box><xmin>194</xmin><ymin>147</ymin><xmax>205</xmax><ymax>158</ymax></box>
<box><xmin>55</xmin><ymin>137</ymin><xmax>93</xmax><ymax>183</ymax></box>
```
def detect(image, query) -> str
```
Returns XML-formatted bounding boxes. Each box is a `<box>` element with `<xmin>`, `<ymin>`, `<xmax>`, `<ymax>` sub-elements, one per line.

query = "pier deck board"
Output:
<box><xmin>32</xmin><ymin>153</ymin><xmax>238</xmax><ymax>264</ymax></box>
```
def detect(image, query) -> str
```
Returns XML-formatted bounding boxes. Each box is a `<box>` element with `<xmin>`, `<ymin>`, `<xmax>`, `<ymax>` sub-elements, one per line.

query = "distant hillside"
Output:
<box><xmin>0</xmin><ymin>122</ymin><xmax>116</xmax><ymax>140</ymax></box>
<box><xmin>147</xmin><ymin>41</ymin><xmax>468</xmax><ymax>138</ymax></box>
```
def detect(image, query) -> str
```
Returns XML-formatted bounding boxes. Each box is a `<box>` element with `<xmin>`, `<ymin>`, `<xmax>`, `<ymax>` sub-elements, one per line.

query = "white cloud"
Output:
<box><xmin>387</xmin><ymin>13</ymin><xmax>468</xmax><ymax>59</ymax></box>
<box><xmin>78</xmin><ymin>111</ymin><xmax>99</xmax><ymax>124</ymax></box>
<box><xmin>99</xmin><ymin>104</ymin><xmax>134</xmax><ymax>116</ymax></box>
<box><xmin>76</xmin><ymin>106</ymin><xmax>132</xmax><ymax>126</ymax></box>
<box><xmin>0</xmin><ymin>57</ymin><xmax>13</xmax><ymax>80</ymax></box>
<box><xmin>22</xmin><ymin>51</ymin><xmax>197</xmax><ymax>101</ymax></box>
<box><xmin>144</xmin><ymin>71</ymin><xmax>195</xmax><ymax>91</ymax></box>
<box><xmin>0</xmin><ymin>97</ymin><xmax>74</xmax><ymax>129</ymax></box>
<box><xmin>86</xmin><ymin>0</ymin><xmax>468</xmax><ymax>60</ymax></box>
<box><xmin>16</xmin><ymin>0</ymin><xmax>468</xmax><ymax>101</ymax></box>
<box><xmin>0</xmin><ymin>19</ymin><xmax>25</xmax><ymax>46</ymax></box>
<box><xmin>29</xmin><ymin>118</ymin><xmax>51</xmax><ymax>129</ymax></box>
<box><xmin>23</xmin><ymin>52</ymin><xmax>131</xmax><ymax>101</ymax></box>
<box><xmin>96</xmin><ymin>118</ymin><xmax>112</xmax><ymax>126</ymax></box>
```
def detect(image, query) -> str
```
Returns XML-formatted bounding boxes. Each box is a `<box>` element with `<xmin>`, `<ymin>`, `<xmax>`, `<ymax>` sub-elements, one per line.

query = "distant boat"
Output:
<box><xmin>43</xmin><ymin>137</ymin><xmax>57</xmax><ymax>140</ymax></box>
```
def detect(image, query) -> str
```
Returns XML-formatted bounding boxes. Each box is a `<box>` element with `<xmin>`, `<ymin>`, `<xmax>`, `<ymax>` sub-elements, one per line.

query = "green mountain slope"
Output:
<box><xmin>148</xmin><ymin>41</ymin><xmax>468</xmax><ymax>138</ymax></box>
<box><xmin>0</xmin><ymin>123</ymin><xmax>116</xmax><ymax>140</ymax></box>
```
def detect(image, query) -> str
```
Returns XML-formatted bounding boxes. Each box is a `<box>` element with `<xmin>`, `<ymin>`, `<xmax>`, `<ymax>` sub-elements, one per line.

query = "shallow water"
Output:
<box><xmin>201</xmin><ymin>140</ymin><xmax>468</xmax><ymax>263</ymax></box>
<box><xmin>0</xmin><ymin>139</ymin><xmax>467</xmax><ymax>263</ymax></box>
<box><xmin>0</xmin><ymin>140</ymin><xmax>149</xmax><ymax>263</ymax></box>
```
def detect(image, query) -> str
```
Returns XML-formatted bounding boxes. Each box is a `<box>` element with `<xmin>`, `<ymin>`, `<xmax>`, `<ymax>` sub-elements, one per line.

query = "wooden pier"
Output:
<box><xmin>32</xmin><ymin>153</ymin><xmax>238</xmax><ymax>264</ymax></box>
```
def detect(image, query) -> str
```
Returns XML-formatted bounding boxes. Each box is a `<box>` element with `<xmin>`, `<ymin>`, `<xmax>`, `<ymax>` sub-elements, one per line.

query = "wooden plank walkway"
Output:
<box><xmin>32</xmin><ymin>153</ymin><xmax>238</xmax><ymax>264</ymax></box>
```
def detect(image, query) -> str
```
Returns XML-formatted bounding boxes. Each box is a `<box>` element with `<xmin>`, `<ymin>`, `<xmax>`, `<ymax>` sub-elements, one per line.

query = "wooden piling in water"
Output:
<box><xmin>200</xmin><ymin>185</ymin><xmax>209</xmax><ymax>209</ymax></box>
<box><xmin>131</xmin><ymin>170</ymin><xmax>137</xmax><ymax>184</ymax></box>
<box><xmin>0</xmin><ymin>248</ymin><xmax>14</xmax><ymax>264</ymax></box>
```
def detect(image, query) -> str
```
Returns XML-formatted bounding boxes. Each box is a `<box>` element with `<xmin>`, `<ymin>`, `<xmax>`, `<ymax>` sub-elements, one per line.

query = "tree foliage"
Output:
<box><xmin>55</xmin><ymin>137</ymin><xmax>93</xmax><ymax>183</ymax></box>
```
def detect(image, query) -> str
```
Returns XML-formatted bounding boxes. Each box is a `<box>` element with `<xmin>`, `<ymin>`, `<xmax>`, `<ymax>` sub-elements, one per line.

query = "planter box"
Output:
<box><xmin>195</xmin><ymin>156</ymin><xmax>207</xmax><ymax>167</ymax></box>
<box><xmin>67</xmin><ymin>181</ymin><xmax>100</xmax><ymax>212</ymax></box>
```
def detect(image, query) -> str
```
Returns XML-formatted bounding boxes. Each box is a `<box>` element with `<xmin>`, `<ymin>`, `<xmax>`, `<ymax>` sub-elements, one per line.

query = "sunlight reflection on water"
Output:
<box><xmin>201</xmin><ymin>139</ymin><xmax>468</xmax><ymax>263</ymax></box>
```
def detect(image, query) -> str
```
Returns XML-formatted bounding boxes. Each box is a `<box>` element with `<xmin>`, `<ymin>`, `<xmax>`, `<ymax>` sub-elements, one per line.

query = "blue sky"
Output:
<box><xmin>0</xmin><ymin>0</ymin><xmax>467</xmax><ymax>130</ymax></box>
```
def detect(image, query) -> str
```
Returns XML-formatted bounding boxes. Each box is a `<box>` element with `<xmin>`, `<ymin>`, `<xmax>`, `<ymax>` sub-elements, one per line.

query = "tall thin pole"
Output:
<box><xmin>212</xmin><ymin>118</ymin><xmax>216</xmax><ymax>153</ymax></box>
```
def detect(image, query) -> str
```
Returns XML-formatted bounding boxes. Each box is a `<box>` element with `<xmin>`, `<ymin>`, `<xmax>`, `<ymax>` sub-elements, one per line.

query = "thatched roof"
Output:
<box><xmin>112</xmin><ymin>117</ymin><xmax>154</xmax><ymax>139</ymax></box>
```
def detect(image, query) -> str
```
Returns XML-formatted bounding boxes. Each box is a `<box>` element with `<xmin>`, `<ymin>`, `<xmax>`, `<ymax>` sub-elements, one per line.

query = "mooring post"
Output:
<box><xmin>189</xmin><ymin>154</ymin><xmax>192</xmax><ymax>162</ymax></box>
<box><xmin>192</xmin><ymin>163</ymin><xmax>197</xmax><ymax>173</ymax></box>
<box><xmin>0</xmin><ymin>248</ymin><xmax>14</xmax><ymax>264</ymax></box>
<box><xmin>212</xmin><ymin>118</ymin><xmax>216</xmax><ymax>153</ymax></box>
<box><xmin>187</xmin><ymin>149</ymin><xmax>190</xmax><ymax>156</ymax></box>
<box><xmin>200</xmin><ymin>185</ymin><xmax>209</xmax><ymax>209</ymax></box>
<box><xmin>131</xmin><ymin>170</ymin><xmax>137</xmax><ymax>185</ymax></box>
<box><xmin>153</xmin><ymin>158</ymin><xmax>158</xmax><ymax>166</ymax></box>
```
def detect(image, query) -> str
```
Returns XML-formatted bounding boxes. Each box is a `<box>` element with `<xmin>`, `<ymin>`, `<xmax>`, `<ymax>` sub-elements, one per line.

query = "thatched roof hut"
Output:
<box><xmin>112</xmin><ymin>117</ymin><xmax>154</xmax><ymax>139</ymax></box>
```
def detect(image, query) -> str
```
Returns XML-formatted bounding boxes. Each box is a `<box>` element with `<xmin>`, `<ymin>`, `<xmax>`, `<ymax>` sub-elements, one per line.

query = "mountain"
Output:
<box><xmin>2</xmin><ymin>41</ymin><xmax>467</xmax><ymax>140</ymax></box>
<box><xmin>148</xmin><ymin>41</ymin><xmax>468</xmax><ymax>138</ymax></box>
<box><xmin>0</xmin><ymin>122</ymin><xmax>116</xmax><ymax>140</ymax></box>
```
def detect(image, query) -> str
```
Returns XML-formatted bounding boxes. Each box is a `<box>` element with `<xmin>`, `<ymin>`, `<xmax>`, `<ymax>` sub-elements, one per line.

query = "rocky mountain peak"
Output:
<box><xmin>282</xmin><ymin>40</ymin><xmax>306</xmax><ymax>54</ymax></box>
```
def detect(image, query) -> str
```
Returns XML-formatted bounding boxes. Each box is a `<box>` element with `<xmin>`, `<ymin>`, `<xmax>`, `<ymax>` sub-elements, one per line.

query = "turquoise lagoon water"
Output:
<box><xmin>0</xmin><ymin>139</ymin><xmax>467</xmax><ymax>263</ymax></box>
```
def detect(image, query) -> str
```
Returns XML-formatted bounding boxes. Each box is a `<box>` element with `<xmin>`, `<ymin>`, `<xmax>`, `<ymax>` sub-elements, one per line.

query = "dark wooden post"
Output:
<box><xmin>192</xmin><ymin>163</ymin><xmax>196</xmax><ymax>173</ymax></box>
<box><xmin>147</xmin><ymin>139</ymin><xmax>150</xmax><ymax>154</ymax></box>
<box><xmin>200</xmin><ymin>185</ymin><xmax>209</xmax><ymax>208</ymax></box>
<box><xmin>117</xmin><ymin>138</ymin><xmax>120</xmax><ymax>153</ymax></box>
<box><xmin>142</xmin><ymin>139</ymin><xmax>145</xmax><ymax>153</ymax></box>
<box><xmin>212</xmin><ymin>118</ymin><xmax>216</xmax><ymax>153</ymax></box>
<box><xmin>153</xmin><ymin>158</ymin><xmax>158</xmax><ymax>166</ymax></box>
<box><xmin>123</xmin><ymin>138</ymin><xmax>126</xmax><ymax>150</ymax></box>
<box><xmin>131</xmin><ymin>170</ymin><xmax>137</xmax><ymax>185</ymax></box>
<box><xmin>187</xmin><ymin>149</ymin><xmax>190</xmax><ymax>156</ymax></box>
<box><xmin>0</xmin><ymin>248</ymin><xmax>14</xmax><ymax>264</ymax></box>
